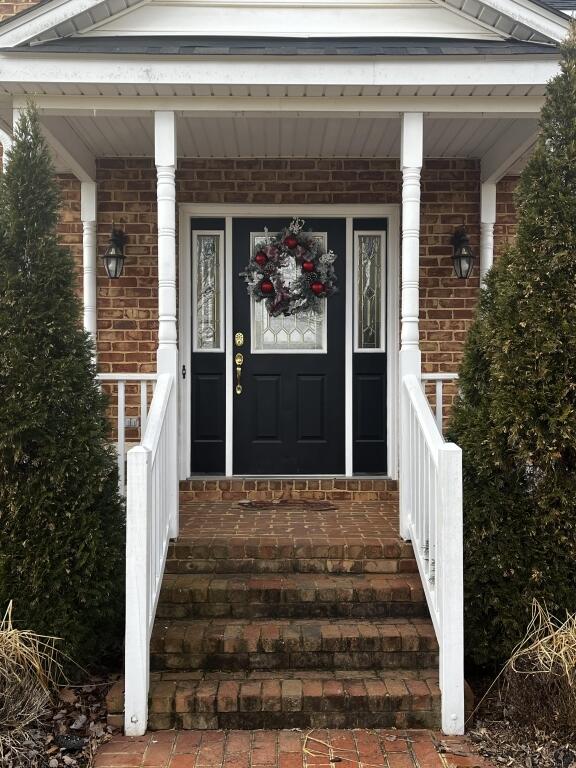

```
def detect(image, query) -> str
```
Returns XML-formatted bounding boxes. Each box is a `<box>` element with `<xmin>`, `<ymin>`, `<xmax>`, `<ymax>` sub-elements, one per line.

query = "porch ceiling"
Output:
<box><xmin>32</xmin><ymin>113</ymin><xmax>538</xmax><ymax>161</ymax></box>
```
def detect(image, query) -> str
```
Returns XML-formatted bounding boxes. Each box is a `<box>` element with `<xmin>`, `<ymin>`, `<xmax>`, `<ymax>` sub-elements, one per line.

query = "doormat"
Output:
<box><xmin>238</xmin><ymin>499</ymin><xmax>337</xmax><ymax>511</ymax></box>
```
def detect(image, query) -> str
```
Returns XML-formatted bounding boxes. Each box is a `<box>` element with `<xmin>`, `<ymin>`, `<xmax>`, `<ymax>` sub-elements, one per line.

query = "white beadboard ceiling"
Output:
<box><xmin>44</xmin><ymin>114</ymin><xmax>537</xmax><ymax>159</ymax></box>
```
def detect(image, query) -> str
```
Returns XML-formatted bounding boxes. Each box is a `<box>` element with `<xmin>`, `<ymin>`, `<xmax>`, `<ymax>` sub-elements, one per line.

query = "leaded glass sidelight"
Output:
<box><xmin>354</xmin><ymin>231</ymin><xmax>386</xmax><ymax>351</ymax></box>
<box><xmin>250</xmin><ymin>232</ymin><xmax>327</xmax><ymax>353</ymax></box>
<box><xmin>192</xmin><ymin>231</ymin><xmax>224</xmax><ymax>351</ymax></box>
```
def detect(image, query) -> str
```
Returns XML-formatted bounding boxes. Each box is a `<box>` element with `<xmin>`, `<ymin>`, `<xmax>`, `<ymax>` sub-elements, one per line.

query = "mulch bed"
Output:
<box><xmin>467</xmin><ymin>676</ymin><xmax>576</xmax><ymax>768</ymax></box>
<box><xmin>41</xmin><ymin>678</ymin><xmax>119</xmax><ymax>768</ymax></box>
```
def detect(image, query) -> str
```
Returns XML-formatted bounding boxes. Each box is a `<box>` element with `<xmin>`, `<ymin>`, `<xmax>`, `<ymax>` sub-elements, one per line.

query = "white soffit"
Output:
<box><xmin>0</xmin><ymin>0</ymin><xmax>568</xmax><ymax>48</ymax></box>
<box><xmin>30</xmin><ymin>113</ymin><xmax>539</xmax><ymax>159</ymax></box>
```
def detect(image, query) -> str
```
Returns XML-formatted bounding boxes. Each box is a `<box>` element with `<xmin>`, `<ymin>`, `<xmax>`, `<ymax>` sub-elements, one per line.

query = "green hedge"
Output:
<box><xmin>448</xmin><ymin>34</ymin><xmax>576</xmax><ymax>667</ymax></box>
<box><xmin>0</xmin><ymin>107</ymin><xmax>125</xmax><ymax>669</ymax></box>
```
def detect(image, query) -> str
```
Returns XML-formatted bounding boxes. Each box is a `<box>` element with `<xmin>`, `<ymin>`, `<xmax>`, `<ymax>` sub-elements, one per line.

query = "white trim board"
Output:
<box><xmin>177</xmin><ymin>203</ymin><xmax>400</xmax><ymax>481</ymax></box>
<box><xmin>0</xmin><ymin>58</ymin><xmax>561</xmax><ymax>90</ymax></box>
<box><xmin>0</xmin><ymin>0</ymin><xmax>567</xmax><ymax>49</ymax></box>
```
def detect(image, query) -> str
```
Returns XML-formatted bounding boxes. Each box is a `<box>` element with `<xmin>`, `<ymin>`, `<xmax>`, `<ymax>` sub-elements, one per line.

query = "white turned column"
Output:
<box><xmin>399</xmin><ymin>112</ymin><xmax>423</xmax><ymax>540</ymax></box>
<box><xmin>154</xmin><ymin>111</ymin><xmax>179</xmax><ymax>538</ymax></box>
<box><xmin>81</xmin><ymin>181</ymin><xmax>98</xmax><ymax>350</ymax></box>
<box><xmin>400</xmin><ymin>113</ymin><xmax>423</xmax><ymax>381</ymax></box>
<box><xmin>0</xmin><ymin>128</ymin><xmax>13</xmax><ymax>172</ymax></box>
<box><xmin>480</xmin><ymin>181</ymin><xmax>497</xmax><ymax>284</ymax></box>
<box><xmin>155</xmin><ymin>111</ymin><xmax>178</xmax><ymax>375</ymax></box>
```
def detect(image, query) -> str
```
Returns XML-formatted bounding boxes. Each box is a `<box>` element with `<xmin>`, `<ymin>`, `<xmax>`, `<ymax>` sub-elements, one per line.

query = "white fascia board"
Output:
<box><xmin>0</xmin><ymin>54</ymin><xmax>561</xmax><ymax>87</ymax></box>
<box><xmin>13</xmin><ymin>94</ymin><xmax>546</xmax><ymax>116</ymax></box>
<box><xmin>471</xmin><ymin>0</ymin><xmax>569</xmax><ymax>41</ymax></box>
<box><xmin>0</xmin><ymin>0</ymin><xmax>103</xmax><ymax>47</ymax></box>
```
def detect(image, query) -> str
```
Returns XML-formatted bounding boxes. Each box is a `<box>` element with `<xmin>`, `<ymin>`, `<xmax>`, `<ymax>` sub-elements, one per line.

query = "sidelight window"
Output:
<box><xmin>192</xmin><ymin>230</ymin><xmax>224</xmax><ymax>352</ymax></box>
<box><xmin>354</xmin><ymin>231</ymin><xmax>386</xmax><ymax>352</ymax></box>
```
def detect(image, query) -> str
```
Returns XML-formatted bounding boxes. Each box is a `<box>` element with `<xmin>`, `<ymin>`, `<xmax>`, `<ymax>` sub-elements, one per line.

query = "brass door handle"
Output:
<box><xmin>235</xmin><ymin>352</ymin><xmax>243</xmax><ymax>395</ymax></box>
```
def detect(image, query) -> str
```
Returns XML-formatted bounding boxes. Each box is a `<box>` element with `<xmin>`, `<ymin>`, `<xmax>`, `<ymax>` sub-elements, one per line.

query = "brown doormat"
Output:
<box><xmin>238</xmin><ymin>499</ymin><xmax>337</xmax><ymax>511</ymax></box>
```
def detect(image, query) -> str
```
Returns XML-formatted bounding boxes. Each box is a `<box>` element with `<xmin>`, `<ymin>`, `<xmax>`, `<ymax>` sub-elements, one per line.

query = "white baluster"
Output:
<box><xmin>117</xmin><ymin>380</ymin><xmax>125</xmax><ymax>495</ymax></box>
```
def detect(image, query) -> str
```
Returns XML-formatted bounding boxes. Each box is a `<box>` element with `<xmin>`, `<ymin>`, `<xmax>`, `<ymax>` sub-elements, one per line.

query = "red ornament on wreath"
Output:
<box><xmin>311</xmin><ymin>281</ymin><xmax>325</xmax><ymax>296</ymax></box>
<box><xmin>240</xmin><ymin>218</ymin><xmax>338</xmax><ymax>318</ymax></box>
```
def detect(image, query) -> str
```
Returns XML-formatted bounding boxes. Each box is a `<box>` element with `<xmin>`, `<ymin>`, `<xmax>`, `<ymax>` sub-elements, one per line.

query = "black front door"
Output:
<box><xmin>232</xmin><ymin>217</ymin><xmax>346</xmax><ymax>475</ymax></box>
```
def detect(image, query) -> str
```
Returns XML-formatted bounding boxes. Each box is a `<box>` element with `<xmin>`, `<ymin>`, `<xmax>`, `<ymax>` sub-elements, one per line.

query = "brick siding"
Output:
<box><xmin>54</xmin><ymin>157</ymin><xmax>519</xmax><ymax>432</ymax></box>
<box><xmin>0</xmin><ymin>0</ymin><xmax>40</xmax><ymax>21</ymax></box>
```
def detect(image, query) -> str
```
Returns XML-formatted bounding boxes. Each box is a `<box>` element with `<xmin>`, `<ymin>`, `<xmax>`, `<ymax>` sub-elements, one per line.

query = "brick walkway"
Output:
<box><xmin>95</xmin><ymin>729</ymin><xmax>492</xmax><ymax>768</ymax></box>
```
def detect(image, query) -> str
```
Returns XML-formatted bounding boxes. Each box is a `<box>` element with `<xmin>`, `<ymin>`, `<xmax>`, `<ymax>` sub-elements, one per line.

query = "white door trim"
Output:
<box><xmin>178</xmin><ymin>202</ymin><xmax>400</xmax><ymax>480</ymax></box>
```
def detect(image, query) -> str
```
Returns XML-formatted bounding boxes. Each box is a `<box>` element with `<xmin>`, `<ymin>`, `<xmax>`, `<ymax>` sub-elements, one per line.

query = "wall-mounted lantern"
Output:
<box><xmin>101</xmin><ymin>227</ymin><xmax>128</xmax><ymax>279</ymax></box>
<box><xmin>451</xmin><ymin>226</ymin><xmax>475</xmax><ymax>280</ymax></box>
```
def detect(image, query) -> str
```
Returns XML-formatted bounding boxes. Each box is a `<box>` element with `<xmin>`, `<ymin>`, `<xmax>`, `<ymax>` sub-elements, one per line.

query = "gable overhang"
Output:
<box><xmin>0</xmin><ymin>47</ymin><xmax>560</xmax><ymax>86</ymax></box>
<box><xmin>0</xmin><ymin>0</ymin><xmax>569</xmax><ymax>50</ymax></box>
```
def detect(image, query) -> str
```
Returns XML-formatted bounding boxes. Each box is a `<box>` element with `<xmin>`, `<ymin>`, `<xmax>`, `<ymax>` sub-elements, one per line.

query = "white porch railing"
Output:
<box><xmin>400</xmin><ymin>373</ymin><xmax>464</xmax><ymax>735</ymax></box>
<box><xmin>96</xmin><ymin>373</ymin><xmax>158</xmax><ymax>494</ymax></box>
<box><xmin>421</xmin><ymin>372</ymin><xmax>459</xmax><ymax>436</ymax></box>
<box><xmin>124</xmin><ymin>372</ymin><xmax>177</xmax><ymax>736</ymax></box>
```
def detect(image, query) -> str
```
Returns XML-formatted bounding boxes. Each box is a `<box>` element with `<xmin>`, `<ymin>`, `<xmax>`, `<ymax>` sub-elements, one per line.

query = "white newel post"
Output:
<box><xmin>155</xmin><ymin>111</ymin><xmax>179</xmax><ymax>539</ymax></box>
<box><xmin>480</xmin><ymin>181</ymin><xmax>496</xmax><ymax>284</ymax></box>
<box><xmin>124</xmin><ymin>445</ymin><xmax>151</xmax><ymax>736</ymax></box>
<box><xmin>399</xmin><ymin>112</ymin><xmax>423</xmax><ymax>540</ymax></box>
<box><xmin>81</xmin><ymin>181</ymin><xmax>98</xmax><ymax>351</ymax></box>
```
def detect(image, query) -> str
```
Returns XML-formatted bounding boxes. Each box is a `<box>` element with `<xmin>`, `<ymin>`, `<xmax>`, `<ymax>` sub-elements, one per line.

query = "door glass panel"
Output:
<box><xmin>193</xmin><ymin>230</ymin><xmax>223</xmax><ymax>351</ymax></box>
<box><xmin>354</xmin><ymin>231</ymin><xmax>386</xmax><ymax>351</ymax></box>
<box><xmin>250</xmin><ymin>231</ymin><xmax>327</xmax><ymax>354</ymax></box>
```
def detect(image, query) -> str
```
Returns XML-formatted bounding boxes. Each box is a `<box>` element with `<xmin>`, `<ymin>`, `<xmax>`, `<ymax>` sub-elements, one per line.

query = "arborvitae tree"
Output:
<box><xmin>0</xmin><ymin>107</ymin><xmax>125</xmax><ymax>668</ymax></box>
<box><xmin>448</xmin><ymin>31</ymin><xmax>576</xmax><ymax>667</ymax></box>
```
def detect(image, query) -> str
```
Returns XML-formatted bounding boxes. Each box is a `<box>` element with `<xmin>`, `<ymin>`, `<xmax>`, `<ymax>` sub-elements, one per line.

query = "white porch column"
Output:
<box><xmin>155</xmin><ymin>111</ymin><xmax>178</xmax><ymax>374</ymax></box>
<box><xmin>154</xmin><ymin>110</ymin><xmax>179</xmax><ymax>538</ymax></box>
<box><xmin>81</xmin><ymin>181</ymin><xmax>97</xmax><ymax>349</ymax></box>
<box><xmin>0</xmin><ymin>128</ymin><xmax>12</xmax><ymax>172</ymax></box>
<box><xmin>400</xmin><ymin>113</ymin><xmax>423</xmax><ymax>381</ymax></box>
<box><xmin>480</xmin><ymin>181</ymin><xmax>497</xmax><ymax>283</ymax></box>
<box><xmin>399</xmin><ymin>112</ymin><xmax>423</xmax><ymax>540</ymax></box>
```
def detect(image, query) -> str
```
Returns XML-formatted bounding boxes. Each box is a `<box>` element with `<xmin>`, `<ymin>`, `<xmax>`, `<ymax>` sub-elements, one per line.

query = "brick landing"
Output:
<box><xmin>95</xmin><ymin>729</ymin><xmax>494</xmax><ymax>768</ymax></box>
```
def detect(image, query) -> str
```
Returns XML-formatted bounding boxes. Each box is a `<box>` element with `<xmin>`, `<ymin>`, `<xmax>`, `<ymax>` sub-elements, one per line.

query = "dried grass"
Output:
<box><xmin>502</xmin><ymin>600</ymin><xmax>576</xmax><ymax>730</ymax></box>
<box><xmin>0</xmin><ymin>601</ymin><xmax>63</xmax><ymax>767</ymax></box>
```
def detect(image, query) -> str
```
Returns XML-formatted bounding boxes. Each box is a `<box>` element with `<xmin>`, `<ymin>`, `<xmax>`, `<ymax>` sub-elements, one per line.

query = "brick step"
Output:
<box><xmin>150</xmin><ymin>618</ymin><xmax>438</xmax><ymax>672</ymax></box>
<box><xmin>156</xmin><ymin>574</ymin><xmax>428</xmax><ymax>620</ymax></box>
<box><xmin>180</xmin><ymin>477</ymin><xmax>398</xmax><ymax>502</ymax></box>
<box><xmin>143</xmin><ymin>670</ymin><xmax>441</xmax><ymax>730</ymax></box>
<box><xmin>166</xmin><ymin>538</ymin><xmax>416</xmax><ymax>575</ymax></box>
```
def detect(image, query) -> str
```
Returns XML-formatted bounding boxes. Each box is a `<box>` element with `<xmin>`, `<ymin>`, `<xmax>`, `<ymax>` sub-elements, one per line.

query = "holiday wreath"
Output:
<box><xmin>240</xmin><ymin>218</ymin><xmax>338</xmax><ymax>317</ymax></box>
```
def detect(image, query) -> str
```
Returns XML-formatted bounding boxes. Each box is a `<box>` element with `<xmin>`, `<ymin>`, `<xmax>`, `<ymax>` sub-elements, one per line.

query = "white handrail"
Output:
<box><xmin>124</xmin><ymin>372</ymin><xmax>176</xmax><ymax>736</ymax></box>
<box><xmin>421</xmin><ymin>372</ymin><xmax>459</xmax><ymax>435</ymax></box>
<box><xmin>400</xmin><ymin>373</ymin><xmax>464</xmax><ymax>735</ymax></box>
<box><xmin>96</xmin><ymin>373</ymin><xmax>158</xmax><ymax>494</ymax></box>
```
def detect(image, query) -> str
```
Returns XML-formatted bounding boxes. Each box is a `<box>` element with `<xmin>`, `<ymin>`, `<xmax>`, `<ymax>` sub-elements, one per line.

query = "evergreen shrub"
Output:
<box><xmin>0</xmin><ymin>107</ymin><xmax>125</xmax><ymax>669</ymax></box>
<box><xmin>448</xmin><ymin>32</ymin><xmax>576</xmax><ymax>667</ymax></box>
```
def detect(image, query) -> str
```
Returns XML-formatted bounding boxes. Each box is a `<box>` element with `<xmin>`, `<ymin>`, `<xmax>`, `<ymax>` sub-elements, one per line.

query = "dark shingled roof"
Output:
<box><xmin>7</xmin><ymin>35</ymin><xmax>558</xmax><ymax>56</ymax></box>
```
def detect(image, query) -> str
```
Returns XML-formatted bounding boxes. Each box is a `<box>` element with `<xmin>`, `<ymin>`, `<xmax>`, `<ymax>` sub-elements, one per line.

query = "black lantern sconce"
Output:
<box><xmin>101</xmin><ymin>227</ymin><xmax>128</xmax><ymax>279</ymax></box>
<box><xmin>450</xmin><ymin>226</ymin><xmax>475</xmax><ymax>280</ymax></box>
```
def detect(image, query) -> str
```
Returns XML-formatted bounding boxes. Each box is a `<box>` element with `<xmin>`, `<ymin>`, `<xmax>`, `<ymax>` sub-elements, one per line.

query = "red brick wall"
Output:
<box><xmin>0</xmin><ymin>0</ymin><xmax>41</xmax><ymax>21</ymax></box>
<box><xmin>53</xmin><ymin>157</ymin><xmax>512</xmax><ymax>434</ymax></box>
<box><xmin>94</xmin><ymin>157</ymin><xmax>482</xmax><ymax>379</ymax></box>
<box><xmin>495</xmin><ymin>175</ymin><xmax>519</xmax><ymax>259</ymax></box>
